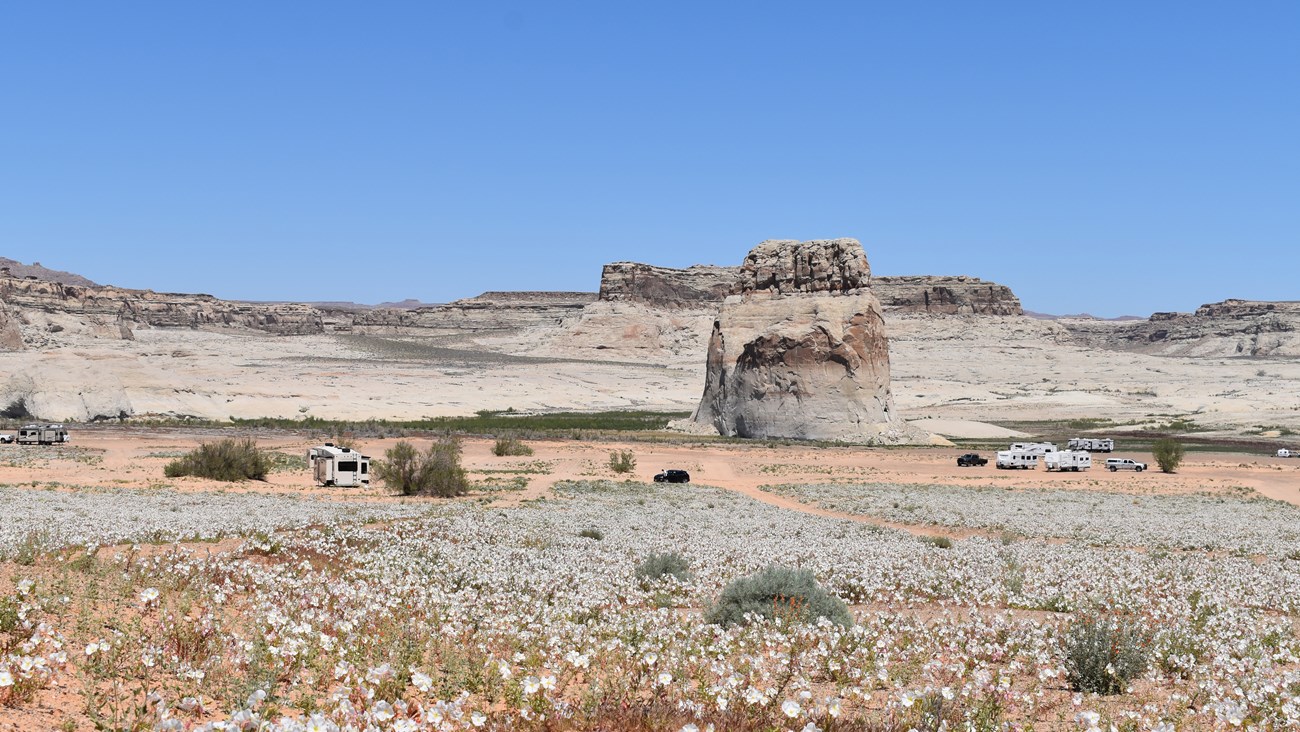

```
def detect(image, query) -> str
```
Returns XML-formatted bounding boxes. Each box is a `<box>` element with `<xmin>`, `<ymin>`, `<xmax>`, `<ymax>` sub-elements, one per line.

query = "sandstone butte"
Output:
<box><xmin>691</xmin><ymin>238</ymin><xmax>933</xmax><ymax>444</ymax></box>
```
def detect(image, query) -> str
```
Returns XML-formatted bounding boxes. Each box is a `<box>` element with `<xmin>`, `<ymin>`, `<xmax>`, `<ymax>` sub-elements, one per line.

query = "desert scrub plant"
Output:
<box><xmin>608</xmin><ymin>450</ymin><xmax>636</xmax><ymax>474</ymax></box>
<box><xmin>491</xmin><ymin>436</ymin><xmax>534</xmax><ymax>457</ymax></box>
<box><xmin>1152</xmin><ymin>438</ymin><xmax>1186</xmax><ymax>474</ymax></box>
<box><xmin>163</xmin><ymin>437</ymin><xmax>269</xmax><ymax>481</ymax></box>
<box><xmin>578</xmin><ymin>528</ymin><xmax>604</xmax><ymax>540</ymax></box>
<box><xmin>374</xmin><ymin>437</ymin><xmax>469</xmax><ymax>497</ymax></box>
<box><xmin>705</xmin><ymin>565</ymin><xmax>852</xmax><ymax>628</ymax></box>
<box><xmin>635</xmin><ymin>551</ymin><xmax>692</xmax><ymax>583</ymax></box>
<box><xmin>1061</xmin><ymin>614</ymin><xmax>1150</xmax><ymax>694</ymax></box>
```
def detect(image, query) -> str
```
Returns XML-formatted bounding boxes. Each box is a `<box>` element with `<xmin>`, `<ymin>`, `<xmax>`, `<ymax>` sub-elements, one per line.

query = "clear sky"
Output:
<box><xmin>2</xmin><ymin>2</ymin><xmax>1296</xmax><ymax>316</ymax></box>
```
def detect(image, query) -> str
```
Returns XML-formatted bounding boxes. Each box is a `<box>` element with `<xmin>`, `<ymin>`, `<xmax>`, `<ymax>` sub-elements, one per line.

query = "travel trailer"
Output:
<box><xmin>996</xmin><ymin>450</ymin><xmax>1039</xmax><ymax>469</ymax></box>
<box><xmin>1067</xmin><ymin>438</ymin><xmax>1115</xmax><ymax>452</ymax></box>
<box><xmin>1008</xmin><ymin>442</ymin><xmax>1058</xmax><ymax>455</ymax></box>
<box><xmin>308</xmin><ymin>443</ymin><xmax>371</xmax><ymax>487</ymax></box>
<box><xmin>1278</xmin><ymin>449</ymin><xmax>1294</xmax><ymax>458</ymax></box>
<box><xmin>16</xmin><ymin>424</ymin><xmax>70</xmax><ymax>446</ymax></box>
<box><xmin>1044</xmin><ymin>451</ymin><xmax>1092</xmax><ymax>472</ymax></box>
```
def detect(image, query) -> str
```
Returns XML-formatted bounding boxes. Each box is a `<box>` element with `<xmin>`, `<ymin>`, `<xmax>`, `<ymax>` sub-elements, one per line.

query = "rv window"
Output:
<box><xmin>360</xmin><ymin>463</ymin><xmax>368</xmax><ymax>474</ymax></box>
<box><xmin>338</xmin><ymin>461</ymin><xmax>359</xmax><ymax>472</ymax></box>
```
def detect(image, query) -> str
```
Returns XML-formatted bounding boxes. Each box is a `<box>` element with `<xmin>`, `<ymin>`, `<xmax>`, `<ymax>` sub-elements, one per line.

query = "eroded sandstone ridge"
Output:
<box><xmin>691</xmin><ymin>239</ymin><xmax>928</xmax><ymax>443</ymax></box>
<box><xmin>872</xmin><ymin>276</ymin><xmax>1022</xmax><ymax>315</ymax></box>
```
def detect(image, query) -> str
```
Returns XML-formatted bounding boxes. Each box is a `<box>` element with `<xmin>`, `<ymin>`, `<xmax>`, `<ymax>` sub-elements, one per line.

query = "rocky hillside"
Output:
<box><xmin>1064</xmin><ymin>300</ymin><xmax>1300</xmax><ymax>358</ymax></box>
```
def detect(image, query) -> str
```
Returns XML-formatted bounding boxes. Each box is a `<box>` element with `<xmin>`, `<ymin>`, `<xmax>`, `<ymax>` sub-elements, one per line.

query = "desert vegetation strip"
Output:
<box><xmin>761</xmin><ymin>482</ymin><xmax>1300</xmax><ymax>556</ymax></box>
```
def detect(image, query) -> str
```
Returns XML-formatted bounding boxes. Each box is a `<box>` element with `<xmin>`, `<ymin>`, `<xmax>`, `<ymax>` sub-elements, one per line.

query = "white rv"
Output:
<box><xmin>1008</xmin><ymin>442</ymin><xmax>1057</xmax><ymax>455</ymax></box>
<box><xmin>16</xmin><ymin>424</ymin><xmax>70</xmax><ymax>446</ymax></box>
<box><xmin>308</xmin><ymin>444</ymin><xmax>371</xmax><ymax>487</ymax></box>
<box><xmin>1045</xmin><ymin>451</ymin><xmax>1092</xmax><ymax>472</ymax></box>
<box><xmin>1067</xmin><ymin>438</ymin><xmax>1115</xmax><ymax>452</ymax></box>
<box><xmin>996</xmin><ymin>450</ymin><xmax>1039</xmax><ymax>469</ymax></box>
<box><xmin>1279</xmin><ymin>449</ymin><xmax>1294</xmax><ymax>458</ymax></box>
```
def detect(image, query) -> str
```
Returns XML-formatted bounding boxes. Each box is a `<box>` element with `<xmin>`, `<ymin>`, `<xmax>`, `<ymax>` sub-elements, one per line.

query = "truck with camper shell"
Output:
<box><xmin>996</xmin><ymin>450</ymin><xmax>1039</xmax><ymax>469</ymax></box>
<box><xmin>1105</xmin><ymin>457</ymin><xmax>1147</xmax><ymax>472</ymax></box>
<box><xmin>1044</xmin><ymin>451</ymin><xmax>1092</xmax><ymax>472</ymax></box>
<box><xmin>1067</xmin><ymin>438</ymin><xmax>1114</xmax><ymax>452</ymax></box>
<box><xmin>308</xmin><ymin>443</ymin><xmax>371</xmax><ymax>487</ymax></box>
<box><xmin>17</xmin><ymin>424</ymin><xmax>70</xmax><ymax>446</ymax></box>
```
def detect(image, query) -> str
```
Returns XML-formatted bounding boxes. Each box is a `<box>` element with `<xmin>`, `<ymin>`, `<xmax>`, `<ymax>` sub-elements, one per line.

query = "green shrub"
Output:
<box><xmin>608</xmin><ymin>450</ymin><xmax>636</xmax><ymax>474</ymax></box>
<box><xmin>925</xmin><ymin>535</ymin><xmax>954</xmax><ymax>549</ymax></box>
<box><xmin>492</xmin><ymin>436</ymin><xmax>534</xmax><ymax>457</ymax></box>
<box><xmin>578</xmin><ymin>528</ymin><xmax>603</xmax><ymax>541</ymax></box>
<box><xmin>163</xmin><ymin>438</ymin><xmax>269</xmax><ymax>481</ymax></box>
<box><xmin>635</xmin><ymin>551</ymin><xmax>691</xmax><ymax>583</ymax></box>
<box><xmin>1062</xmin><ymin>614</ymin><xmax>1149</xmax><ymax>694</ymax></box>
<box><xmin>705</xmin><ymin>565</ymin><xmax>852</xmax><ymax>628</ymax></box>
<box><xmin>1153</xmin><ymin>438</ymin><xmax>1185</xmax><ymax>474</ymax></box>
<box><xmin>374</xmin><ymin>437</ymin><xmax>469</xmax><ymax>497</ymax></box>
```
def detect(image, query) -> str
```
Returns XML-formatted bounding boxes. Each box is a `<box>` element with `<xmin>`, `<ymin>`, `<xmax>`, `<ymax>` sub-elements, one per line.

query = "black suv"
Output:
<box><xmin>653</xmin><ymin>469</ymin><xmax>691</xmax><ymax>483</ymax></box>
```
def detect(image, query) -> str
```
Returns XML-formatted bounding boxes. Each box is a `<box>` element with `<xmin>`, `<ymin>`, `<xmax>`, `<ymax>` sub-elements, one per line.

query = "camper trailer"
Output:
<box><xmin>308</xmin><ymin>443</ymin><xmax>371</xmax><ymax>487</ymax></box>
<box><xmin>1044</xmin><ymin>451</ymin><xmax>1092</xmax><ymax>472</ymax></box>
<box><xmin>996</xmin><ymin>450</ymin><xmax>1039</xmax><ymax>469</ymax></box>
<box><xmin>1008</xmin><ymin>442</ymin><xmax>1058</xmax><ymax>455</ymax></box>
<box><xmin>1279</xmin><ymin>449</ymin><xmax>1294</xmax><ymax>458</ymax></box>
<box><xmin>16</xmin><ymin>424</ymin><xmax>70</xmax><ymax>446</ymax></box>
<box><xmin>1067</xmin><ymin>438</ymin><xmax>1115</xmax><ymax>452</ymax></box>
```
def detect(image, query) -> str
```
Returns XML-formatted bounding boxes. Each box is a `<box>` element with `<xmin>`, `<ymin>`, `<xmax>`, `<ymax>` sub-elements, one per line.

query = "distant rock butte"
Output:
<box><xmin>1070</xmin><ymin>299</ymin><xmax>1300</xmax><ymax>358</ymax></box>
<box><xmin>691</xmin><ymin>238</ymin><xmax>930</xmax><ymax>444</ymax></box>
<box><xmin>596</xmin><ymin>259</ymin><xmax>1022</xmax><ymax>315</ymax></box>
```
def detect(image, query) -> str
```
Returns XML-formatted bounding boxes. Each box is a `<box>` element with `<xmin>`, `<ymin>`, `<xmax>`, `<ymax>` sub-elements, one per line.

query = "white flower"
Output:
<box><xmin>540</xmin><ymin>673</ymin><xmax>557</xmax><ymax>691</ymax></box>
<box><xmin>470</xmin><ymin>711</ymin><xmax>487</xmax><ymax>727</ymax></box>
<box><xmin>802</xmin><ymin>723</ymin><xmax>822</xmax><ymax>732</ymax></box>
<box><xmin>85</xmin><ymin>642</ymin><xmax>100</xmax><ymax>656</ymax></box>
<box><xmin>393</xmin><ymin>720</ymin><xmax>418</xmax><ymax>732</ymax></box>
<box><xmin>139</xmin><ymin>587</ymin><xmax>160</xmax><ymax>605</ymax></box>
<box><xmin>781</xmin><ymin>699</ymin><xmax>801</xmax><ymax>718</ymax></box>
<box><xmin>0</xmin><ymin>669</ymin><xmax>13</xmax><ymax>687</ymax></box>
<box><xmin>827</xmin><ymin>698</ymin><xmax>842</xmax><ymax>718</ymax></box>
<box><xmin>498</xmin><ymin>660</ymin><xmax>513</xmax><ymax>679</ymax></box>
<box><xmin>411</xmin><ymin>670</ymin><xmax>432</xmax><ymax>692</ymax></box>
<box><xmin>681</xmin><ymin>725</ymin><xmax>699</xmax><ymax>732</ymax></box>
<box><xmin>657</xmin><ymin>671</ymin><xmax>673</xmax><ymax>686</ymax></box>
<box><xmin>523</xmin><ymin>675</ymin><xmax>541</xmax><ymax>694</ymax></box>
<box><xmin>371</xmin><ymin>700</ymin><xmax>395</xmax><ymax>722</ymax></box>
<box><xmin>305</xmin><ymin>714</ymin><xmax>337</xmax><ymax>732</ymax></box>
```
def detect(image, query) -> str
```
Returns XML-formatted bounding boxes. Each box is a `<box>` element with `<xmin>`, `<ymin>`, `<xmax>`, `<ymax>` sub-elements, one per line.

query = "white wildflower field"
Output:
<box><xmin>5</xmin><ymin>452</ymin><xmax>1300</xmax><ymax>730</ymax></box>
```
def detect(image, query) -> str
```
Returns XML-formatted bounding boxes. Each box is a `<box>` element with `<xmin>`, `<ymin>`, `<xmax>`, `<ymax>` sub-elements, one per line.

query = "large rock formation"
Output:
<box><xmin>691</xmin><ymin>239</ymin><xmax>927</xmax><ymax>443</ymax></box>
<box><xmin>599</xmin><ymin>262</ymin><xmax>738</xmax><ymax>306</ymax></box>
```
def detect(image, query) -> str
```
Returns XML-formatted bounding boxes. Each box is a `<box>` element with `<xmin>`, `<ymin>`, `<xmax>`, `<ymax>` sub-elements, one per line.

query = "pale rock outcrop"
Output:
<box><xmin>872</xmin><ymin>276</ymin><xmax>1022</xmax><ymax>315</ymax></box>
<box><xmin>1064</xmin><ymin>299</ymin><xmax>1300</xmax><ymax>358</ymax></box>
<box><xmin>692</xmin><ymin>239</ymin><xmax>929</xmax><ymax>443</ymax></box>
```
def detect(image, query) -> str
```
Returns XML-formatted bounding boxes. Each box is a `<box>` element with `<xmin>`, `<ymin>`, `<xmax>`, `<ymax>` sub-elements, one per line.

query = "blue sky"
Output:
<box><xmin>2</xmin><ymin>2</ymin><xmax>1296</xmax><ymax>316</ymax></box>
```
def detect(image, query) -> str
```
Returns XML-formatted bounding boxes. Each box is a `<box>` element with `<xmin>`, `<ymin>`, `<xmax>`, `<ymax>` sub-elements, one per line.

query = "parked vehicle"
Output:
<box><xmin>956</xmin><ymin>453</ymin><xmax>988</xmax><ymax>467</ymax></box>
<box><xmin>307</xmin><ymin>443</ymin><xmax>371</xmax><ymax>487</ymax></box>
<box><xmin>653</xmin><ymin>469</ymin><xmax>691</xmax><ymax>483</ymax></box>
<box><xmin>0</xmin><ymin>434</ymin><xmax>13</xmax><ymax>444</ymax></box>
<box><xmin>1045</xmin><ymin>451</ymin><xmax>1092</xmax><ymax>472</ymax></box>
<box><xmin>996</xmin><ymin>450</ymin><xmax>1039</xmax><ymax>470</ymax></box>
<box><xmin>1008</xmin><ymin>442</ymin><xmax>1058</xmax><ymax>454</ymax></box>
<box><xmin>1279</xmin><ymin>449</ymin><xmax>1294</xmax><ymax>458</ymax></box>
<box><xmin>1067</xmin><ymin>437</ymin><xmax>1115</xmax><ymax>452</ymax></box>
<box><xmin>1105</xmin><ymin>457</ymin><xmax>1147</xmax><ymax>472</ymax></box>
<box><xmin>16</xmin><ymin>424</ymin><xmax>70</xmax><ymax>445</ymax></box>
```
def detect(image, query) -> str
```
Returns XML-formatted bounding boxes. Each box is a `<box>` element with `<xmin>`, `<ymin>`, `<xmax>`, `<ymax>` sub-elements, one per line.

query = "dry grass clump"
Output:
<box><xmin>491</xmin><ymin>436</ymin><xmax>534</xmax><ymax>457</ymax></box>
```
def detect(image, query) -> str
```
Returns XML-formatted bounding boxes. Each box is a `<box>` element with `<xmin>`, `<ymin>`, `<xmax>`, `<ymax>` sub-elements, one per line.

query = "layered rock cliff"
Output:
<box><xmin>872</xmin><ymin>276</ymin><xmax>1022</xmax><ymax>315</ymax></box>
<box><xmin>1065</xmin><ymin>299</ymin><xmax>1300</xmax><ymax>358</ymax></box>
<box><xmin>691</xmin><ymin>238</ymin><xmax>929</xmax><ymax>443</ymax></box>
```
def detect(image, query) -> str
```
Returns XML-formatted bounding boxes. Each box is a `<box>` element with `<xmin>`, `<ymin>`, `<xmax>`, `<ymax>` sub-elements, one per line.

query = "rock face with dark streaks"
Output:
<box><xmin>691</xmin><ymin>238</ymin><xmax>928</xmax><ymax>443</ymax></box>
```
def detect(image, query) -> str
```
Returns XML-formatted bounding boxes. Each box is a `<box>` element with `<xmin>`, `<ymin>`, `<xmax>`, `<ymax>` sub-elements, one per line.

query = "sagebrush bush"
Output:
<box><xmin>492</xmin><ymin>436</ymin><xmax>534</xmax><ymax>457</ymax></box>
<box><xmin>1153</xmin><ymin>438</ymin><xmax>1185</xmax><ymax>474</ymax></box>
<box><xmin>705</xmin><ymin>565</ymin><xmax>852</xmax><ymax>628</ymax></box>
<box><xmin>1062</xmin><ymin>614</ymin><xmax>1149</xmax><ymax>694</ymax></box>
<box><xmin>164</xmin><ymin>438</ymin><xmax>269</xmax><ymax>481</ymax></box>
<box><xmin>608</xmin><ymin>450</ymin><xmax>636</xmax><ymax>474</ymax></box>
<box><xmin>578</xmin><ymin>528</ymin><xmax>603</xmax><ymax>541</ymax></box>
<box><xmin>374</xmin><ymin>437</ymin><xmax>469</xmax><ymax>497</ymax></box>
<box><xmin>635</xmin><ymin>551</ymin><xmax>691</xmax><ymax>583</ymax></box>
